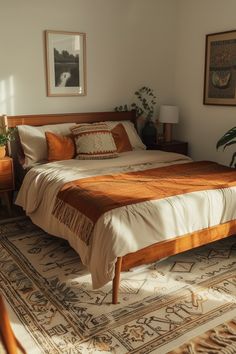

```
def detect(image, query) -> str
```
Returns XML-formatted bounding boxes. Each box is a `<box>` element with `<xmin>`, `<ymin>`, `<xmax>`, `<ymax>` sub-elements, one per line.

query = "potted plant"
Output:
<box><xmin>0</xmin><ymin>128</ymin><xmax>15</xmax><ymax>158</ymax></box>
<box><xmin>115</xmin><ymin>86</ymin><xmax>157</xmax><ymax>144</ymax></box>
<box><xmin>216</xmin><ymin>126</ymin><xmax>236</xmax><ymax>167</ymax></box>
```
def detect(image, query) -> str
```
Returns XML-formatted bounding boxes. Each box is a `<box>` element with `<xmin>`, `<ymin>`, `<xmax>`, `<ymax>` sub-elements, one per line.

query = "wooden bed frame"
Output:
<box><xmin>5</xmin><ymin>111</ymin><xmax>236</xmax><ymax>305</ymax></box>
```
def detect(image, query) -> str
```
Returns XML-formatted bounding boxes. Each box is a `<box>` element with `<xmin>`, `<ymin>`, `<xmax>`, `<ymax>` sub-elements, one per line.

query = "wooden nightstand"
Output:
<box><xmin>147</xmin><ymin>140</ymin><xmax>188</xmax><ymax>156</ymax></box>
<box><xmin>0</xmin><ymin>156</ymin><xmax>14</xmax><ymax>215</ymax></box>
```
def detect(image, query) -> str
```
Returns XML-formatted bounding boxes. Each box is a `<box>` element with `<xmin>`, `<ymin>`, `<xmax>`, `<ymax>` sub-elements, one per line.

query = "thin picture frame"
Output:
<box><xmin>203</xmin><ymin>30</ymin><xmax>236</xmax><ymax>105</ymax></box>
<box><xmin>45</xmin><ymin>30</ymin><xmax>86</xmax><ymax>97</ymax></box>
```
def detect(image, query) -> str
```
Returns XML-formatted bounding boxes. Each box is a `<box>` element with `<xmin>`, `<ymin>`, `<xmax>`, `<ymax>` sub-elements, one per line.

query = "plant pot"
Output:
<box><xmin>142</xmin><ymin>121</ymin><xmax>157</xmax><ymax>145</ymax></box>
<box><xmin>0</xmin><ymin>146</ymin><xmax>6</xmax><ymax>159</ymax></box>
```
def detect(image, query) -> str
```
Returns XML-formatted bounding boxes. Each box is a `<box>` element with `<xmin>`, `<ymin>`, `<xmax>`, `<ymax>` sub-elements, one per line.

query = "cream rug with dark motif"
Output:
<box><xmin>0</xmin><ymin>218</ymin><xmax>236</xmax><ymax>354</ymax></box>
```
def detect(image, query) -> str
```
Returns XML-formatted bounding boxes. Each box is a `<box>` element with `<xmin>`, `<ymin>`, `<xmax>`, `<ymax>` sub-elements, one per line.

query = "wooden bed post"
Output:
<box><xmin>112</xmin><ymin>257</ymin><xmax>123</xmax><ymax>304</ymax></box>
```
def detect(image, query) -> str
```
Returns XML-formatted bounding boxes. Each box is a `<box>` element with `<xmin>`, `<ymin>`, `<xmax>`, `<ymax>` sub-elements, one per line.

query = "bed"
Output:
<box><xmin>6</xmin><ymin>111</ymin><xmax>236</xmax><ymax>304</ymax></box>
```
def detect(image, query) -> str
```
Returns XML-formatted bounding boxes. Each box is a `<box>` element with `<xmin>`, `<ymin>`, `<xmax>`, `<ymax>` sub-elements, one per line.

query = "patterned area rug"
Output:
<box><xmin>0</xmin><ymin>218</ymin><xmax>236</xmax><ymax>353</ymax></box>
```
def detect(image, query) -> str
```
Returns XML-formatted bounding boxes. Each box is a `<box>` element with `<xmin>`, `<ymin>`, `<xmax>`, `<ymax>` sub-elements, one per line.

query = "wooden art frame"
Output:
<box><xmin>45</xmin><ymin>30</ymin><xmax>86</xmax><ymax>97</ymax></box>
<box><xmin>204</xmin><ymin>30</ymin><xmax>236</xmax><ymax>105</ymax></box>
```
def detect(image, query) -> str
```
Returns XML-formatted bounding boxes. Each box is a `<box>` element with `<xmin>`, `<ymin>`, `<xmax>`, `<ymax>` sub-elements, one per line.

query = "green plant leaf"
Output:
<box><xmin>114</xmin><ymin>86</ymin><xmax>157</xmax><ymax>119</ymax></box>
<box><xmin>0</xmin><ymin>128</ymin><xmax>16</xmax><ymax>146</ymax></box>
<box><xmin>216</xmin><ymin>127</ymin><xmax>236</xmax><ymax>149</ymax></box>
<box><xmin>223</xmin><ymin>140</ymin><xmax>236</xmax><ymax>150</ymax></box>
<box><xmin>229</xmin><ymin>152</ymin><xmax>236</xmax><ymax>167</ymax></box>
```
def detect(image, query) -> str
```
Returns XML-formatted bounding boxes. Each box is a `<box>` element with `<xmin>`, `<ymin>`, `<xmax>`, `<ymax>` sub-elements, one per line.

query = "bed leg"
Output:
<box><xmin>112</xmin><ymin>257</ymin><xmax>122</xmax><ymax>304</ymax></box>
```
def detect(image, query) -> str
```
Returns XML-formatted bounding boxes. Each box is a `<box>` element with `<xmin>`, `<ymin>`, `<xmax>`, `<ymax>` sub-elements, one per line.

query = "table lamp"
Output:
<box><xmin>159</xmin><ymin>105</ymin><xmax>179</xmax><ymax>142</ymax></box>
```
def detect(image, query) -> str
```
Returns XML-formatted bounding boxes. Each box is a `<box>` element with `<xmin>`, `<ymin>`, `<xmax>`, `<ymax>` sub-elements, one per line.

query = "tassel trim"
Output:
<box><xmin>52</xmin><ymin>198</ymin><xmax>94</xmax><ymax>245</ymax></box>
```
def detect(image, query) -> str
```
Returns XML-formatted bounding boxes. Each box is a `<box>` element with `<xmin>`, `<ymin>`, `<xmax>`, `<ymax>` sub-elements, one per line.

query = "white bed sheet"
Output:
<box><xmin>16</xmin><ymin>150</ymin><xmax>236</xmax><ymax>289</ymax></box>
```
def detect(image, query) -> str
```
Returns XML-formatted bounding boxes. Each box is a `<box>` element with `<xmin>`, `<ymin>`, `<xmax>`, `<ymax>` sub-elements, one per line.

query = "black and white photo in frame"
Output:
<box><xmin>45</xmin><ymin>30</ymin><xmax>86</xmax><ymax>96</ymax></box>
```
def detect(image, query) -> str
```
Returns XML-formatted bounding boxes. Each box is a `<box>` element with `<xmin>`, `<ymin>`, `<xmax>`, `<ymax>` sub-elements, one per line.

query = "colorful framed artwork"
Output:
<box><xmin>203</xmin><ymin>30</ymin><xmax>236</xmax><ymax>105</ymax></box>
<box><xmin>45</xmin><ymin>30</ymin><xmax>86</xmax><ymax>97</ymax></box>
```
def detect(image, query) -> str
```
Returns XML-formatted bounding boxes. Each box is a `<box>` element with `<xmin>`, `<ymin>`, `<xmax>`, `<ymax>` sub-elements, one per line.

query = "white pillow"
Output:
<box><xmin>71</xmin><ymin>122</ymin><xmax>118</xmax><ymax>159</ymax></box>
<box><xmin>105</xmin><ymin>121</ymin><xmax>146</xmax><ymax>150</ymax></box>
<box><xmin>17</xmin><ymin>123</ymin><xmax>76</xmax><ymax>168</ymax></box>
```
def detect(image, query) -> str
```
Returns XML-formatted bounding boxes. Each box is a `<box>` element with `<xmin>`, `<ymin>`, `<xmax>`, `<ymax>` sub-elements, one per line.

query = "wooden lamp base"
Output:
<box><xmin>164</xmin><ymin>123</ymin><xmax>172</xmax><ymax>142</ymax></box>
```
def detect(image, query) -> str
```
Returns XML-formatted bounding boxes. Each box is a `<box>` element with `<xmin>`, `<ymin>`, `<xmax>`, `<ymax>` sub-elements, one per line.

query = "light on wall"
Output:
<box><xmin>159</xmin><ymin>105</ymin><xmax>179</xmax><ymax>142</ymax></box>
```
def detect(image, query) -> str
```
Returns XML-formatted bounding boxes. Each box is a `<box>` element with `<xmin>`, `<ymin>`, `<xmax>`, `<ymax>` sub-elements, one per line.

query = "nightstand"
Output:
<box><xmin>0</xmin><ymin>156</ymin><xmax>14</xmax><ymax>215</ymax></box>
<box><xmin>147</xmin><ymin>140</ymin><xmax>188</xmax><ymax>156</ymax></box>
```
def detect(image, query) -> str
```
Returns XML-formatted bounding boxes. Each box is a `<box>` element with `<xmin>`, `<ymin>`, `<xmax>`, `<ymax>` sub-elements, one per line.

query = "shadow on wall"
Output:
<box><xmin>0</xmin><ymin>76</ymin><xmax>15</xmax><ymax>115</ymax></box>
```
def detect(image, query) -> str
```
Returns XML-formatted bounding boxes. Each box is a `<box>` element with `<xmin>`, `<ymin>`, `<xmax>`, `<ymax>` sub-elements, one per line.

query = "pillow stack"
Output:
<box><xmin>17</xmin><ymin>119</ymin><xmax>146</xmax><ymax>166</ymax></box>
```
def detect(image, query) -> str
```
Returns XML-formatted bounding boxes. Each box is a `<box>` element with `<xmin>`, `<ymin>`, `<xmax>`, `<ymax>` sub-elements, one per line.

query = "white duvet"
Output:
<box><xmin>16</xmin><ymin>150</ymin><xmax>236</xmax><ymax>288</ymax></box>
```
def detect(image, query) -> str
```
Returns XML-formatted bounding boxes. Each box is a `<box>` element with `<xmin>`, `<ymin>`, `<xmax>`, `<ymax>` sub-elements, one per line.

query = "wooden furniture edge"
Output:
<box><xmin>112</xmin><ymin>257</ymin><xmax>123</xmax><ymax>304</ymax></box>
<box><xmin>112</xmin><ymin>220</ymin><xmax>236</xmax><ymax>304</ymax></box>
<box><xmin>0</xmin><ymin>295</ymin><xmax>26</xmax><ymax>354</ymax></box>
<box><xmin>5</xmin><ymin>110</ymin><xmax>136</xmax><ymax>128</ymax></box>
<box><xmin>0</xmin><ymin>157</ymin><xmax>15</xmax><ymax>216</ymax></box>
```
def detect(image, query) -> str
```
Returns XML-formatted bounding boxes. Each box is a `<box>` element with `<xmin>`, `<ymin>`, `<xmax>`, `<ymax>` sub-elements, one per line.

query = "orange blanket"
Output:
<box><xmin>52</xmin><ymin>161</ymin><xmax>236</xmax><ymax>245</ymax></box>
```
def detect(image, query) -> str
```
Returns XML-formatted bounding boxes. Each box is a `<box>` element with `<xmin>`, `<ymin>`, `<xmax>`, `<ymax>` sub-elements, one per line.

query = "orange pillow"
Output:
<box><xmin>111</xmin><ymin>123</ymin><xmax>132</xmax><ymax>153</ymax></box>
<box><xmin>45</xmin><ymin>131</ymin><xmax>75</xmax><ymax>161</ymax></box>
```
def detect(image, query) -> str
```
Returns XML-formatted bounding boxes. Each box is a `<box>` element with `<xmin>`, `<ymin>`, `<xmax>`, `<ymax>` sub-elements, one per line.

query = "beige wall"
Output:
<box><xmin>0</xmin><ymin>0</ymin><xmax>177</xmax><ymax>116</ymax></box>
<box><xmin>2</xmin><ymin>0</ymin><xmax>235</xmax><ymax>165</ymax></box>
<box><xmin>174</xmin><ymin>0</ymin><xmax>236</xmax><ymax>165</ymax></box>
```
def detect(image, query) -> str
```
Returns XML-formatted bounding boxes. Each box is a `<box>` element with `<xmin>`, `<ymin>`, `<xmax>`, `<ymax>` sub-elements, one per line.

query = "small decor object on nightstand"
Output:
<box><xmin>141</xmin><ymin>120</ymin><xmax>157</xmax><ymax>145</ymax></box>
<box><xmin>0</xmin><ymin>116</ymin><xmax>15</xmax><ymax>158</ymax></box>
<box><xmin>0</xmin><ymin>145</ymin><xmax>5</xmax><ymax>159</ymax></box>
<box><xmin>159</xmin><ymin>105</ymin><xmax>179</xmax><ymax>142</ymax></box>
<box><xmin>0</xmin><ymin>156</ymin><xmax>14</xmax><ymax>215</ymax></box>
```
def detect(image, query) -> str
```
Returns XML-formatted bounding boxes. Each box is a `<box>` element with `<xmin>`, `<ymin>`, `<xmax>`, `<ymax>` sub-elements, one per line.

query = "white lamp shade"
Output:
<box><xmin>159</xmin><ymin>105</ymin><xmax>179</xmax><ymax>124</ymax></box>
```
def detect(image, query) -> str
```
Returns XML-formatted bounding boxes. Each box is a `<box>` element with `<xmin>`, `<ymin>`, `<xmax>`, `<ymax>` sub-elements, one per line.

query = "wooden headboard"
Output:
<box><xmin>6</xmin><ymin>110</ymin><xmax>136</xmax><ymax>128</ymax></box>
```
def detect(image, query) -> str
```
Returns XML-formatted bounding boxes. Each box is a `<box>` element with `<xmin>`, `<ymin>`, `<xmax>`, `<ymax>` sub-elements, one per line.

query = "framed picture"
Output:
<box><xmin>203</xmin><ymin>30</ymin><xmax>236</xmax><ymax>105</ymax></box>
<box><xmin>45</xmin><ymin>30</ymin><xmax>86</xmax><ymax>97</ymax></box>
